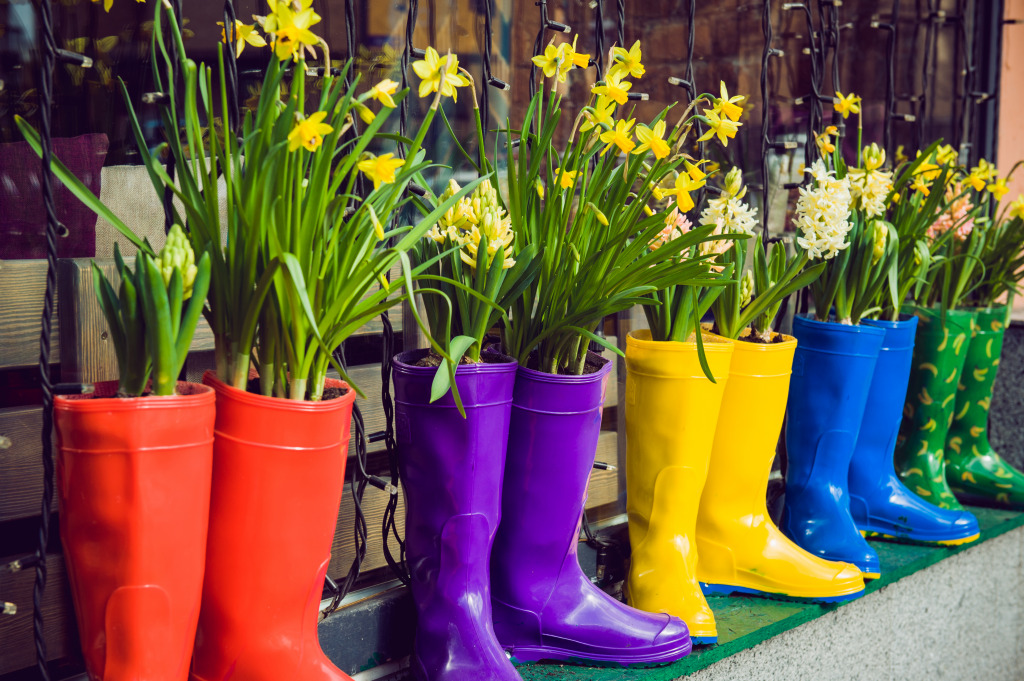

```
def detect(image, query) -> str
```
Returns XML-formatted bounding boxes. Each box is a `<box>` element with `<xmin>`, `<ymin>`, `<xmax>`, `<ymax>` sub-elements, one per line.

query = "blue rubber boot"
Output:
<box><xmin>849</xmin><ymin>316</ymin><xmax>981</xmax><ymax>545</ymax></box>
<box><xmin>782</xmin><ymin>315</ymin><xmax>884</xmax><ymax>578</ymax></box>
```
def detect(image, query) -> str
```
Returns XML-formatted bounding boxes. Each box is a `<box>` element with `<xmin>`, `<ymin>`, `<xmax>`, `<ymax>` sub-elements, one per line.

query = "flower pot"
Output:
<box><xmin>55</xmin><ymin>381</ymin><xmax>215</xmax><ymax>681</ymax></box>
<box><xmin>895</xmin><ymin>306</ymin><xmax>976</xmax><ymax>511</ymax></box>
<box><xmin>624</xmin><ymin>329</ymin><xmax>733</xmax><ymax>644</ymax></box>
<box><xmin>945</xmin><ymin>305</ymin><xmax>1024</xmax><ymax>507</ymax></box>
<box><xmin>491</xmin><ymin>351</ymin><xmax>692</xmax><ymax>666</ymax></box>
<box><xmin>189</xmin><ymin>371</ymin><xmax>356</xmax><ymax>681</ymax></box>
<box><xmin>392</xmin><ymin>350</ymin><xmax>521</xmax><ymax>681</ymax></box>
<box><xmin>783</xmin><ymin>315</ymin><xmax>884</xmax><ymax>578</ymax></box>
<box><xmin>697</xmin><ymin>332</ymin><xmax>865</xmax><ymax>602</ymax></box>
<box><xmin>851</xmin><ymin>316</ymin><xmax>980</xmax><ymax>544</ymax></box>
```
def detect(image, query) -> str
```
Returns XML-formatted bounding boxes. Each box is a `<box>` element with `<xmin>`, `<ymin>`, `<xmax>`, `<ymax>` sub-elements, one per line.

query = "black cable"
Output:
<box><xmin>376</xmin><ymin>0</ymin><xmax>415</xmax><ymax>590</ymax></box>
<box><xmin>380</xmin><ymin>313</ymin><xmax>409</xmax><ymax>586</ymax></box>
<box><xmin>594</xmin><ymin>0</ymin><xmax>605</xmax><ymax>80</ymax></box>
<box><xmin>398</xmin><ymin>0</ymin><xmax>419</xmax><ymax>159</ymax></box>
<box><xmin>684</xmin><ymin>0</ymin><xmax>707</xmax><ymax>209</ymax></box>
<box><xmin>31</xmin><ymin>0</ymin><xmax>60</xmax><ymax>676</ymax></box>
<box><xmin>222</xmin><ymin>0</ymin><xmax>240</xmax><ymax>133</ymax></box>
<box><xmin>616</xmin><ymin>0</ymin><xmax>625</xmax><ymax>48</ymax></box>
<box><xmin>761</xmin><ymin>0</ymin><xmax>776</xmax><ymax>240</ymax></box>
<box><xmin>323</xmin><ymin>347</ymin><xmax>371</xmax><ymax>613</ymax></box>
<box><xmin>163</xmin><ymin>0</ymin><xmax>183</xmax><ymax>234</ymax></box>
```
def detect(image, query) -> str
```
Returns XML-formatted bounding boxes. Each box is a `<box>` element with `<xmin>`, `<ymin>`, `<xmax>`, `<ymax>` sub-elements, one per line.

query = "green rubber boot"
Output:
<box><xmin>895</xmin><ymin>306</ymin><xmax>976</xmax><ymax>511</ymax></box>
<box><xmin>945</xmin><ymin>305</ymin><xmax>1024</xmax><ymax>508</ymax></box>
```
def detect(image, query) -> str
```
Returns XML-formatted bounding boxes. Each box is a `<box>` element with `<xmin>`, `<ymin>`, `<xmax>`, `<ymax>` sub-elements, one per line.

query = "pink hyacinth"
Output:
<box><xmin>927</xmin><ymin>183</ymin><xmax>974</xmax><ymax>242</ymax></box>
<box><xmin>650</xmin><ymin>207</ymin><xmax>693</xmax><ymax>250</ymax></box>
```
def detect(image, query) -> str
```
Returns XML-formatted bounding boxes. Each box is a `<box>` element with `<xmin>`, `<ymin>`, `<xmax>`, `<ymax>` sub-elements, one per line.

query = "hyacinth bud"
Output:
<box><xmin>739</xmin><ymin>269</ymin><xmax>754</xmax><ymax>308</ymax></box>
<box><xmin>870</xmin><ymin>220</ymin><xmax>887</xmax><ymax>264</ymax></box>
<box><xmin>723</xmin><ymin>166</ymin><xmax>746</xmax><ymax>199</ymax></box>
<box><xmin>862</xmin><ymin>143</ymin><xmax>886</xmax><ymax>172</ymax></box>
<box><xmin>440</xmin><ymin>178</ymin><xmax>461</xmax><ymax>202</ymax></box>
<box><xmin>158</xmin><ymin>224</ymin><xmax>198</xmax><ymax>299</ymax></box>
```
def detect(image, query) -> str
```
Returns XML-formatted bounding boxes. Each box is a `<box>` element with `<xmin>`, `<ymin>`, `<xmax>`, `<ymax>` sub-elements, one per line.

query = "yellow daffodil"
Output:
<box><xmin>966</xmin><ymin>158</ymin><xmax>998</xmax><ymax>191</ymax></box>
<box><xmin>935</xmin><ymin>144</ymin><xmax>958</xmax><ymax>166</ymax></box>
<box><xmin>368</xmin><ymin>79</ymin><xmax>399</xmax><ymax>108</ymax></box>
<box><xmin>554</xmin><ymin>35</ymin><xmax>589</xmax><ymax>81</ymax></box>
<box><xmin>555</xmin><ymin>168</ymin><xmax>578</xmax><ymax>190</ymax></box>
<box><xmin>916</xmin><ymin>160</ymin><xmax>941</xmax><ymax>182</ymax></box>
<box><xmin>669</xmin><ymin>172</ymin><xmax>706</xmax><ymax>213</ymax></box>
<box><xmin>564</xmin><ymin>35</ymin><xmax>590</xmax><ymax>68</ymax></box>
<box><xmin>599</xmin><ymin>118</ymin><xmax>636</xmax><ymax>156</ymax></box>
<box><xmin>265</xmin><ymin>0</ymin><xmax>322</xmax><ymax>61</ymax></box>
<box><xmin>910</xmin><ymin>174</ymin><xmax>931</xmax><ymax>197</ymax></box>
<box><xmin>713</xmin><ymin>81</ymin><xmax>744</xmax><ymax>122</ymax></box>
<box><xmin>895</xmin><ymin>145</ymin><xmax>908</xmax><ymax>165</ymax></box>
<box><xmin>632</xmin><ymin>120</ymin><xmax>670</xmax><ymax>160</ymax></box>
<box><xmin>1009</xmin><ymin>195</ymin><xmax>1024</xmax><ymax>220</ymax></box>
<box><xmin>218</xmin><ymin>20</ymin><xmax>267</xmax><ymax>58</ymax></box>
<box><xmin>531</xmin><ymin>42</ymin><xmax>563</xmax><ymax>80</ymax></box>
<box><xmin>815</xmin><ymin>128</ymin><xmax>836</xmax><ymax>157</ymax></box>
<box><xmin>412</xmin><ymin>47</ymin><xmax>470</xmax><ymax>101</ymax></box>
<box><xmin>581</xmin><ymin>96</ymin><xmax>616</xmax><ymax>132</ymax></box>
<box><xmin>357</xmin><ymin>152</ymin><xmax>405</xmax><ymax>189</ymax></box>
<box><xmin>684</xmin><ymin>159</ymin><xmax>707</xmax><ymax>182</ymax></box>
<box><xmin>988</xmin><ymin>177</ymin><xmax>1009</xmax><ymax>202</ymax></box>
<box><xmin>834</xmin><ymin>91</ymin><xmax>861</xmax><ymax>119</ymax></box>
<box><xmin>592</xmin><ymin>73</ymin><xmax>632</xmax><ymax>106</ymax></box>
<box><xmin>287</xmin><ymin>111</ymin><xmax>333</xmax><ymax>152</ymax></box>
<box><xmin>610</xmin><ymin>40</ymin><xmax>645</xmax><ymax>80</ymax></box>
<box><xmin>697</xmin><ymin>108</ymin><xmax>740</xmax><ymax>146</ymax></box>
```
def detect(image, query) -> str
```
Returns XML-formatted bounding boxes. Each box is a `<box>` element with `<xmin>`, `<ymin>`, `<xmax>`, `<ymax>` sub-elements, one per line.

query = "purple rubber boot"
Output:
<box><xmin>490</xmin><ymin>352</ymin><xmax>692</xmax><ymax>667</ymax></box>
<box><xmin>393</xmin><ymin>350</ymin><xmax>522</xmax><ymax>681</ymax></box>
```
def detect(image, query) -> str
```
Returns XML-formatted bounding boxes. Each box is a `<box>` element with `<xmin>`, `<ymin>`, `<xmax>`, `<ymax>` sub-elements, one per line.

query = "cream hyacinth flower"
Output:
<box><xmin>426</xmin><ymin>179</ymin><xmax>516</xmax><ymax>270</ymax></box>
<box><xmin>697</xmin><ymin>167</ymin><xmax>758</xmax><ymax>261</ymax></box>
<box><xmin>847</xmin><ymin>144</ymin><xmax>893</xmax><ymax>219</ymax></box>
<box><xmin>795</xmin><ymin>160</ymin><xmax>853</xmax><ymax>260</ymax></box>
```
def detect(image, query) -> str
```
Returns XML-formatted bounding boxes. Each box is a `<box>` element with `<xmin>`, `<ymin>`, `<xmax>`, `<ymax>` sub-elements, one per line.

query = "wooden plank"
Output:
<box><xmin>0</xmin><ymin>260</ymin><xmax>59</xmax><ymax>370</ymax></box>
<box><xmin>0</xmin><ymin>554</ymin><xmax>73</xmax><ymax>675</ymax></box>
<box><xmin>57</xmin><ymin>258</ymin><xmax>213</xmax><ymax>384</ymax></box>
<box><xmin>2</xmin><ymin>259</ymin><xmax>402</xmax><ymax>376</ymax></box>
<box><xmin>0</xmin><ymin>407</ymin><xmax>49</xmax><ymax>523</ymax></box>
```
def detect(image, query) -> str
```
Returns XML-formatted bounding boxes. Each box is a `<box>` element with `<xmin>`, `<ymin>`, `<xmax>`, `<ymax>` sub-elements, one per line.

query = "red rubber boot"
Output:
<box><xmin>190</xmin><ymin>372</ymin><xmax>356</xmax><ymax>681</ymax></box>
<box><xmin>55</xmin><ymin>381</ymin><xmax>215</xmax><ymax>681</ymax></box>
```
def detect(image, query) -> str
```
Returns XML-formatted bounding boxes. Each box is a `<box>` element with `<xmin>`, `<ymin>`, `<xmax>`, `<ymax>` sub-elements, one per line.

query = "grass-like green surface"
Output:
<box><xmin>516</xmin><ymin>506</ymin><xmax>1024</xmax><ymax>680</ymax></box>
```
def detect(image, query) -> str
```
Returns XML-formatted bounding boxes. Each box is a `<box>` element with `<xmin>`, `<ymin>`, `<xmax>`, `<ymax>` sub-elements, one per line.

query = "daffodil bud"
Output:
<box><xmin>739</xmin><ymin>269</ymin><xmax>754</xmax><ymax>308</ymax></box>
<box><xmin>587</xmin><ymin>202</ymin><xmax>609</xmax><ymax>226</ymax></box>
<box><xmin>158</xmin><ymin>224</ymin><xmax>198</xmax><ymax>299</ymax></box>
<box><xmin>367</xmin><ymin>204</ymin><xmax>385</xmax><ymax>241</ymax></box>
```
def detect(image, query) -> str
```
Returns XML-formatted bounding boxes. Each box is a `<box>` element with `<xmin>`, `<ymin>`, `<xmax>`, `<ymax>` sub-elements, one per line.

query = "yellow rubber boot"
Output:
<box><xmin>624</xmin><ymin>329</ymin><xmax>733</xmax><ymax>645</ymax></box>
<box><xmin>696</xmin><ymin>333</ymin><xmax>865</xmax><ymax>602</ymax></box>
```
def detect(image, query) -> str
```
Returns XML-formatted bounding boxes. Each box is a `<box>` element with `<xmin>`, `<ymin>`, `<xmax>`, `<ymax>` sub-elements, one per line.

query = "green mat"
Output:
<box><xmin>516</xmin><ymin>506</ymin><xmax>1024</xmax><ymax>680</ymax></box>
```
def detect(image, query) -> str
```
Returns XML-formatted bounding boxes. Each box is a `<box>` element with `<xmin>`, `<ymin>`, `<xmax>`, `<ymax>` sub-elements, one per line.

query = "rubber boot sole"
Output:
<box><xmin>860</xmin><ymin>528</ymin><xmax>980</xmax><ymax>547</ymax></box>
<box><xmin>700</xmin><ymin>582</ymin><xmax>865</xmax><ymax>604</ymax></box>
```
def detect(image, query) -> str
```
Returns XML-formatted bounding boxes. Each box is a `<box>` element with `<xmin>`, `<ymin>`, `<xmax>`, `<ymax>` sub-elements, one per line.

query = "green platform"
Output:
<box><xmin>516</xmin><ymin>506</ymin><xmax>1024</xmax><ymax>681</ymax></box>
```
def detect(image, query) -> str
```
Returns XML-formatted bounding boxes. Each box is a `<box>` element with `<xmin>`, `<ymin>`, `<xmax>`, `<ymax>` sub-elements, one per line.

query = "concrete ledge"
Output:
<box><xmin>515</xmin><ymin>507</ymin><xmax>1024</xmax><ymax>681</ymax></box>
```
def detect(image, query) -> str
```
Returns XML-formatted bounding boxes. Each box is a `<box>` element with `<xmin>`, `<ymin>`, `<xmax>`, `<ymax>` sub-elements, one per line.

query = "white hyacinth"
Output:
<box><xmin>794</xmin><ymin>160</ymin><xmax>853</xmax><ymax>260</ymax></box>
<box><xmin>697</xmin><ymin>168</ymin><xmax>759</xmax><ymax>262</ymax></box>
<box><xmin>847</xmin><ymin>167</ymin><xmax>892</xmax><ymax>219</ymax></box>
